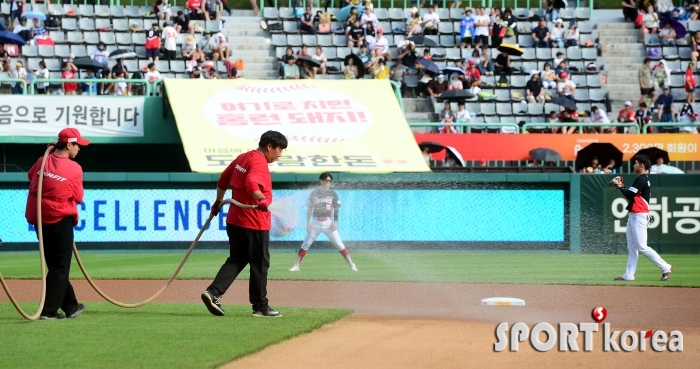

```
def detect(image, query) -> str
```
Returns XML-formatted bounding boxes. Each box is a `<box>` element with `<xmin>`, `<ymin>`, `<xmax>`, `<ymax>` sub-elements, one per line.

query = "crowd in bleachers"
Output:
<box><xmin>0</xmin><ymin>1</ymin><xmax>240</xmax><ymax>95</ymax></box>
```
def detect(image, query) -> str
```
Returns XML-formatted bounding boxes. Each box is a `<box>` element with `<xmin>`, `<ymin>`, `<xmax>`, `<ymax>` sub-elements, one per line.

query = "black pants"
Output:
<box><xmin>37</xmin><ymin>217</ymin><xmax>79</xmax><ymax>316</ymax></box>
<box><xmin>207</xmin><ymin>224</ymin><xmax>270</xmax><ymax>311</ymax></box>
<box><xmin>164</xmin><ymin>49</ymin><xmax>176</xmax><ymax>61</ymax></box>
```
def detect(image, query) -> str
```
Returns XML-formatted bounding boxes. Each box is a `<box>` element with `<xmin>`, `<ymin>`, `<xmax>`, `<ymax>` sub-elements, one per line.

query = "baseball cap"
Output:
<box><xmin>204</xmin><ymin>30</ymin><xmax>212</xmax><ymax>35</ymax></box>
<box><xmin>559</xmin><ymin>71</ymin><xmax>568</xmax><ymax>78</ymax></box>
<box><xmin>437</xmin><ymin>74</ymin><xmax>445</xmax><ymax>80</ymax></box>
<box><xmin>58</xmin><ymin>128</ymin><xmax>90</xmax><ymax>146</ymax></box>
<box><xmin>624</xmin><ymin>101</ymin><xmax>632</xmax><ymax>106</ymax></box>
<box><xmin>377</xmin><ymin>28</ymin><xmax>383</xmax><ymax>34</ymax></box>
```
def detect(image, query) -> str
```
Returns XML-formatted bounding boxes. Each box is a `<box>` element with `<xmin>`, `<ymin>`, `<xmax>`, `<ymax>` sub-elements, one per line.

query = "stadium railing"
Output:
<box><xmin>520</xmin><ymin>122</ymin><xmax>639</xmax><ymax>133</ymax></box>
<box><xmin>0</xmin><ymin>79</ymin><xmax>29</xmax><ymax>95</ymax></box>
<box><xmin>0</xmin><ymin>78</ymin><xmax>153</xmax><ymax>95</ymax></box>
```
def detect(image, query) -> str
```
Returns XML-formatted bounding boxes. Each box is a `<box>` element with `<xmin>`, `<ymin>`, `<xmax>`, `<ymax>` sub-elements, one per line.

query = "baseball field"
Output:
<box><xmin>1</xmin><ymin>250</ymin><xmax>699</xmax><ymax>368</ymax></box>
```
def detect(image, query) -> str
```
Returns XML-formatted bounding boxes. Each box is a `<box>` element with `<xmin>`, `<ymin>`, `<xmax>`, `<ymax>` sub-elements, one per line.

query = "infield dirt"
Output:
<box><xmin>3</xmin><ymin>280</ymin><xmax>699</xmax><ymax>368</ymax></box>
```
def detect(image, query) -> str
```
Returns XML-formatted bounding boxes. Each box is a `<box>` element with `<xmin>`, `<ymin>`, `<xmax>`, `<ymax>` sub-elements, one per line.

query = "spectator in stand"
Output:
<box><xmin>455</xmin><ymin>101</ymin><xmax>471</xmax><ymax>133</ymax></box>
<box><xmin>145</xmin><ymin>23</ymin><xmax>162</xmax><ymax>62</ymax></box>
<box><xmin>406</xmin><ymin>7</ymin><xmax>421</xmax><ymax>37</ymax></box>
<box><xmin>557</xmin><ymin>71</ymin><xmax>576</xmax><ymax>100</ymax></box>
<box><xmin>99</xmin><ymin>64</ymin><xmax>110</xmax><ymax>95</ymax></box>
<box><xmin>203</xmin><ymin>0</ymin><xmax>221</xmax><ymax>21</ymax></box>
<box><xmin>299</xmin><ymin>59</ymin><xmax>315</xmax><ymax>79</ymax></box>
<box><xmin>110</xmin><ymin>59</ymin><xmax>131</xmax><ymax>97</ymax></box>
<box><xmin>465</xmin><ymin>59</ymin><xmax>481</xmax><ymax>85</ymax></box>
<box><xmin>547</xmin><ymin>110</ymin><xmax>561</xmax><ymax>133</ymax></box>
<box><xmin>638</xmin><ymin>58</ymin><xmax>656</xmax><ymax>104</ymax></box>
<box><xmin>591</xmin><ymin>105</ymin><xmax>611</xmax><ymax>133</ymax></box>
<box><xmin>162</xmin><ymin>23</ymin><xmax>178</xmax><ymax>61</ymax></box>
<box><xmin>649</xmin><ymin>157</ymin><xmax>667</xmax><ymax>173</ymax></box>
<box><xmin>145</xmin><ymin>62</ymin><xmax>161</xmax><ymax>84</ymax></box>
<box><xmin>31</xmin><ymin>18</ymin><xmax>47</xmax><ymax>41</ymax></box>
<box><xmin>361</xmin><ymin>6</ymin><xmax>379</xmax><ymax>31</ymax></box>
<box><xmin>622</xmin><ymin>0</ymin><xmax>638</xmax><ymax>23</ymax></box>
<box><xmin>29</xmin><ymin>61</ymin><xmax>49</xmax><ymax>94</ymax></box>
<box><xmin>490</xmin><ymin>15</ymin><xmax>506</xmax><ymax>49</ymax></box>
<box><xmin>344</xmin><ymin>7</ymin><xmax>359</xmax><ymax>37</ymax></box>
<box><xmin>676</xmin><ymin>103</ymin><xmax>699</xmax><ymax>133</ymax></box>
<box><xmin>12</xmin><ymin>17</ymin><xmax>32</xmax><ymax>43</ymax></box>
<box><xmin>175</xmin><ymin>11</ymin><xmax>194</xmax><ymax>35</ymax></box>
<box><xmin>79</xmin><ymin>69</ymin><xmax>98</xmax><ymax>96</ymax></box>
<box><xmin>372</xmin><ymin>58</ymin><xmax>389</xmax><ymax>80</ymax></box>
<box><xmin>541</xmin><ymin>62</ymin><xmax>557</xmax><ymax>89</ymax></box>
<box><xmin>299</xmin><ymin>6</ymin><xmax>315</xmax><ymax>35</ymax></box>
<box><xmin>399</xmin><ymin>42</ymin><xmax>417</xmax><ymax>69</ymax></box>
<box><xmin>580</xmin><ymin>111</ymin><xmax>596</xmax><ymax>133</ymax></box>
<box><xmin>365</xmin><ymin>22</ymin><xmax>377</xmax><ymax>39</ymax></box>
<box><xmin>112</xmin><ymin>71</ymin><xmax>129</xmax><ymax>96</ymax></box>
<box><xmin>494</xmin><ymin>50</ymin><xmax>512</xmax><ymax>76</ymax></box>
<box><xmin>659</xmin><ymin>21</ymin><xmax>677</xmax><ymax>45</ymax></box>
<box><xmin>685</xmin><ymin>0</ymin><xmax>700</xmax><ymax>17</ymax></box>
<box><xmin>467</xmin><ymin>79</ymin><xmax>481</xmax><ymax>99</ymax></box>
<box><xmin>642</xmin><ymin>6</ymin><xmax>659</xmax><ymax>35</ymax></box>
<box><xmin>421</xmin><ymin>48</ymin><xmax>432</xmax><ymax>60</ymax></box>
<box><xmin>526</xmin><ymin>71</ymin><xmax>545</xmax><ymax>103</ymax></box>
<box><xmin>465</xmin><ymin>49</ymin><xmax>480</xmax><ymax>65</ymax></box>
<box><xmin>448</xmin><ymin>73</ymin><xmax>463</xmax><ymax>90</ymax></box>
<box><xmin>555</xmin><ymin>60</ymin><xmax>571</xmax><ymax>76</ymax></box>
<box><xmin>653</xmin><ymin>60</ymin><xmax>671</xmax><ymax>92</ymax></box>
<box><xmin>397</xmin><ymin>33</ymin><xmax>411</xmax><ymax>54</ymax></box>
<box><xmin>438</xmin><ymin>101</ymin><xmax>457</xmax><ymax>133</ymax></box>
<box><xmin>9</xmin><ymin>0</ymin><xmax>24</xmax><ymax>29</ymax></box>
<box><xmin>297</xmin><ymin>44</ymin><xmax>311</xmax><ymax>60</ymax></box>
<box><xmin>390</xmin><ymin>58</ymin><xmax>407</xmax><ymax>94</ymax></box>
<box><xmin>372</xmin><ymin>29</ymin><xmax>391</xmax><ymax>61</ymax></box>
<box><xmin>550</xmin><ymin>19</ymin><xmax>565</xmax><ymax>48</ymax></box>
<box><xmin>357</xmin><ymin>45</ymin><xmax>372</xmax><ymax>70</ymax></box>
<box><xmin>190</xmin><ymin>59</ymin><xmax>205</xmax><ymax>78</ymax></box>
<box><xmin>544</xmin><ymin>0</ymin><xmax>563</xmax><ymax>22</ymax></box>
<box><xmin>212</xmin><ymin>32</ymin><xmax>230</xmax><ymax>61</ymax></box>
<box><xmin>602</xmin><ymin>159</ymin><xmax>618</xmax><ymax>173</ymax></box>
<box><xmin>427</xmin><ymin>74</ymin><xmax>448</xmax><ymax>105</ymax></box>
<box><xmin>187</xmin><ymin>0</ymin><xmax>205</xmax><ymax>20</ymax></box>
<box><xmin>655</xmin><ymin>87</ymin><xmax>675</xmax><ymax>125</ymax></box>
<box><xmin>618</xmin><ymin>101</ymin><xmax>637</xmax><ymax>131</ymax></box>
<box><xmin>478</xmin><ymin>48</ymin><xmax>495</xmax><ymax>75</ymax></box>
<box><xmin>502</xmin><ymin>8</ymin><xmax>517</xmax><ymax>36</ymax></box>
<box><xmin>532</xmin><ymin>19</ymin><xmax>550</xmax><ymax>48</ymax></box>
<box><xmin>686</xmin><ymin>62</ymin><xmax>697</xmax><ymax>103</ymax></box>
<box><xmin>473</xmin><ymin>7</ymin><xmax>490</xmax><ymax>49</ymax></box>
<box><xmin>247</xmin><ymin>0</ymin><xmax>258</xmax><ymax>17</ymax></box>
<box><xmin>198</xmin><ymin>31</ymin><xmax>220</xmax><ymax>62</ymax></box>
<box><xmin>9</xmin><ymin>61</ymin><xmax>26</xmax><ymax>94</ymax></box>
<box><xmin>284</xmin><ymin>56</ymin><xmax>300</xmax><ymax>79</ymax></box>
<box><xmin>276</xmin><ymin>47</ymin><xmax>293</xmax><ymax>78</ymax></box>
<box><xmin>657</xmin><ymin>0</ymin><xmax>674</xmax><ymax>18</ymax></box>
<box><xmin>155</xmin><ymin>0</ymin><xmax>172</xmax><ymax>20</ymax></box>
<box><xmin>691</xmin><ymin>31</ymin><xmax>700</xmax><ymax>66</ymax></box>
<box><xmin>635</xmin><ymin>102</ymin><xmax>652</xmax><ymax>132</ymax></box>
<box><xmin>565</xmin><ymin>21</ymin><xmax>579</xmax><ymax>47</ymax></box>
<box><xmin>347</xmin><ymin>19</ymin><xmax>364</xmax><ymax>48</ymax></box>
<box><xmin>559</xmin><ymin>107</ymin><xmax>579</xmax><ymax>134</ymax></box>
<box><xmin>553</xmin><ymin>51</ymin><xmax>565</xmax><ymax>70</ymax></box>
<box><xmin>61</xmin><ymin>61</ymin><xmax>78</xmax><ymax>96</ymax></box>
<box><xmin>312</xmin><ymin>46</ymin><xmax>327</xmax><ymax>75</ymax></box>
<box><xmin>459</xmin><ymin>8</ymin><xmax>475</xmax><ymax>48</ymax></box>
<box><xmin>90</xmin><ymin>42</ymin><xmax>109</xmax><ymax>67</ymax></box>
<box><xmin>422</xmin><ymin>7</ymin><xmax>440</xmax><ymax>35</ymax></box>
<box><xmin>343</xmin><ymin>56</ymin><xmax>358</xmax><ymax>79</ymax></box>
<box><xmin>183</xmin><ymin>36</ymin><xmax>202</xmax><ymax>61</ymax></box>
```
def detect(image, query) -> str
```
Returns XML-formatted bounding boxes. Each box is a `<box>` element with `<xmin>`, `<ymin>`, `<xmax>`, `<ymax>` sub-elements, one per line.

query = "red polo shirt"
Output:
<box><xmin>218</xmin><ymin>150</ymin><xmax>272</xmax><ymax>231</ymax></box>
<box><xmin>25</xmin><ymin>153</ymin><xmax>84</xmax><ymax>226</ymax></box>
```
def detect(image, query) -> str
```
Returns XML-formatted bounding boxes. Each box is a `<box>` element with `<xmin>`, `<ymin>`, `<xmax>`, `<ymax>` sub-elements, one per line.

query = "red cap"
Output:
<box><xmin>559</xmin><ymin>72</ymin><xmax>568</xmax><ymax>78</ymax></box>
<box><xmin>58</xmin><ymin>128</ymin><xmax>90</xmax><ymax>146</ymax></box>
<box><xmin>377</xmin><ymin>28</ymin><xmax>383</xmax><ymax>33</ymax></box>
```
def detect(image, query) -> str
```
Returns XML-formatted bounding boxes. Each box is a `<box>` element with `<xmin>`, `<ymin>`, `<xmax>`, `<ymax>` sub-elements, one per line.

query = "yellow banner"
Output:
<box><xmin>163</xmin><ymin>79</ymin><xmax>430</xmax><ymax>173</ymax></box>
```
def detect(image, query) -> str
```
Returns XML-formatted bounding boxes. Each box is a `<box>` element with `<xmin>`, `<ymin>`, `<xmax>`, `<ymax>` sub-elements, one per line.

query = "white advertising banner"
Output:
<box><xmin>0</xmin><ymin>96</ymin><xmax>144</xmax><ymax>137</ymax></box>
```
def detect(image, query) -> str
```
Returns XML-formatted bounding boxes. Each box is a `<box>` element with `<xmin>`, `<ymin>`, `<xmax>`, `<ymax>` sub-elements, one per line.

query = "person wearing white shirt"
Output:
<box><xmin>10</xmin><ymin>61</ymin><xmax>28</xmax><ymax>94</ymax></box>
<box><xmin>552</xmin><ymin>52</ymin><xmax>565</xmax><ymax>71</ymax></box>
<box><xmin>590</xmin><ymin>105</ymin><xmax>610</xmax><ymax>133</ymax></box>
<box><xmin>473</xmin><ymin>7</ymin><xmax>490</xmax><ymax>47</ymax></box>
<box><xmin>397</xmin><ymin>33</ymin><xmax>411</xmax><ymax>54</ymax></box>
<box><xmin>360</xmin><ymin>8</ymin><xmax>379</xmax><ymax>30</ymax></box>
<box><xmin>145</xmin><ymin>63</ymin><xmax>162</xmax><ymax>83</ymax></box>
<box><xmin>210</xmin><ymin>33</ymin><xmax>230</xmax><ymax>61</ymax></box>
<box><xmin>649</xmin><ymin>157</ymin><xmax>667</xmax><ymax>174</ymax></box>
<box><xmin>455</xmin><ymin>101</ymin><xmax>471</xmax><ymax>133</ymax></box>
<box><xmin>28</xmin><ymin>60</ymin><xmax>50</xmax><ymax>94</ymax></box>
<box><xmin>372</xmin><ymin>29</ymin><xmax>391</xmax><ymax>61</ymax></box>
<box><xmin>421</xmin><ymin>7</ymin><xmax>440</xmax><ymax>35</ymax></box>
<box><xmin>90</xmin><ymin>43</ymin><xmax>110</xmax><ymax>66</ymax></box>
<box><xmin>162</xmin><ymin>23</ymin><xmax>179</xmax><ymax>60</ymax></box>
<box><xmin>311</xmin><ymin>45</ymin><xmax>327</xmax><ymax>75</ymax></box>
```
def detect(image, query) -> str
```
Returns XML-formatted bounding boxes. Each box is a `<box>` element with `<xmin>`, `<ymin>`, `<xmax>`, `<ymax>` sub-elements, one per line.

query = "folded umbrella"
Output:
<box><xmin>529</xmin><ymin>148</ymin><xmax>562</xmax><ymax>162</ymax></box>
<box><xmin>633</xmin><ymin>147</ymin><xmax>670</xmax><ymax>165</ymax></box>
<box><xmin>72</xmin><ymin>57</ymin><xmax>104</xmax><ymax>70</ymax></box>
<box><xmin>343</xmin><ymin>53</ymin><xmax>365</xmax><ymax>78</ymax></box>
<box><xmin>441</xmin><ymin>66</ymin><xmax>465</xmax><ymax>76</ymax></box>
<box><xmin>418</xmin><ymin>57</ymin><xmax>439</xmax><ymax>74</ymax></box>
<box><xmin>0</xmin><ymin>31</ymin><xmax>26</xmax><ymax>46</ymax></box>
<box><xmin>409</xmin><ymin>35</ymin><xmax>438</xmax><ymax>47</ymax></box>
<box><xmin>108</xmin><ymin>49</ymin><xmax>137</xmax><ymax>60</ymax></box>
<box><xmin>298</xmin><ymin>56</ymin><xmax>321</xmax><ymax>68</ymax></box>
<box><xmin>549</xmin><ymin>96</ymin><xmax>577</xmax><ymax>110</ymax></box>
<box><xmin>21</xmin><ymin>11</ymin><xmax>47</xmax><ymax>21</ymax></box>
<box><xmin>497</xmin><ymin>44</ymin><xmax>525</xmax><ymax>57</ymax></box>
<box><xmin>336</xmin><ymin>5</ymin><xmax>363</xmax><ymax>22</ymax></box>
<box><xmin>438</xmin><ymin>89</ymin><xmax>475</xmax><ymax>102</ymax></box>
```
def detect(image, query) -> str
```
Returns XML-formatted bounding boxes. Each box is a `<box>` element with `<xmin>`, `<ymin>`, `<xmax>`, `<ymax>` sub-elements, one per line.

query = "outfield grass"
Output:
<box><xmin>1</xmin><ymin>252</ymin><xmax>698</xmax><ymax>287</ymax></box>
<box><xmin>0</xmin><ymin>302</ymin><xmax>350</xmax><ymax>369</ymax></box>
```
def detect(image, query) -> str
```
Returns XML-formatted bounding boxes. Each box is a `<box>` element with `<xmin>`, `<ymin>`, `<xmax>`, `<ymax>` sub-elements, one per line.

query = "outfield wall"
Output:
<box><xmin>0</xmin><ymin>173</ymin><xmax>698</xmax><ymax>254</ymax></box>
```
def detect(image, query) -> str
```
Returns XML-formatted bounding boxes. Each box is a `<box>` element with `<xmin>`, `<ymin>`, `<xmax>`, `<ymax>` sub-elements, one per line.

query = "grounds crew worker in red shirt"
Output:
<box><xmin>25</xmin><ymin>128</ymin><xmax>89</xmax><ymax>320</ymax></box>
<box><xmin>201</xmin><ymin>130</ymin><xmax>287</xmax><ymax>318</ymax></box>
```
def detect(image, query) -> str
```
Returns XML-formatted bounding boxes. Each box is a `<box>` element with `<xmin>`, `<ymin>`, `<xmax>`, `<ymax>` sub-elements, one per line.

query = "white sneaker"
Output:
<box><xmin>350</xmin><ymin>263</ymin><xmax>358</xmax><ymax>272</ymax></box>
<box><xmin>289</xmin><ymin>265</ymin><xmax>300</xmax><ymax>272</ymax></box>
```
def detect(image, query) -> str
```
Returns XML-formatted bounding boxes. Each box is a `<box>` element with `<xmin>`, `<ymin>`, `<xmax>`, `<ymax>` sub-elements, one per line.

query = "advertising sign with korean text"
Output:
<box><xmin>163</xmin><ymin>79</ymin><xmax>430</xmax><ymax>173</ymax></box>
<box><xmin>0</xmin><ymin>96</ymin><xmax>144</xmax><ymax>139</ymax></box>
<box><xmin>414</xmin><ymin>134</ymin><xmax>700</xmax><ymax>161</ymax></box>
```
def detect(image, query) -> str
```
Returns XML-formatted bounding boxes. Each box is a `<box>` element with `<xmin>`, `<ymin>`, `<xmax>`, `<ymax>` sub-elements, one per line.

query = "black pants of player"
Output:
<box><xmin>37</xmin><ymin>217</ymin><xmax>79</xmax><ymax>316</ymax></box>
<box><xmin>207</xmin><ymin>224</ymin><xmax>270</xmax><ymax>311</ymax></box>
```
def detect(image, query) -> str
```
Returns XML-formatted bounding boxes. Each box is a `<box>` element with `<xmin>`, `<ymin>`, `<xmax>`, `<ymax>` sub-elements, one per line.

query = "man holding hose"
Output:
<box><xmin>25</xmin><ymin>128</ymin><xmax>89</xmax><ymax>320</ymax></box>
<box><xmin>201</xmin><ymin>130</ymin><xmax>287</xmax><ymax>318</ymax></box>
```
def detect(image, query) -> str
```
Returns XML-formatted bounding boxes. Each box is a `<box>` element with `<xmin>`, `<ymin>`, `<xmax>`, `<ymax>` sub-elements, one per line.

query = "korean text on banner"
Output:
<box><xmin>0</xmin><ymin>96</ymin><xmax>145</xmax><ymax>138</ymax></box>
<box><xmin>163</xmin><ymin>79</ymin><xmax>430</xmax><ymax>173</ymax></box>
<box><xmin>414</xmin><ymin>134</ymin><xmax>700</xmax><ymax>161</ymax></box>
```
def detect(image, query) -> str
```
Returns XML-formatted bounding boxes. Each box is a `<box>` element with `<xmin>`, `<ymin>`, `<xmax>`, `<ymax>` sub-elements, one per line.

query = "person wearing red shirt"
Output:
<box><xmin>465</xmin><ymin>60</ymin><xmax>481</xmax><ymax>85</ymax></box>
<box><xmin>201</xmin><ymin>130</ymin><xmax>287</xmax><ymax>318</ymax></box>
<box><xmin>618</xmin><ymin>100</ymin><xmax>636</xmax><ymax>133</ymax></box>
<box><xmin>61</xmin><ymin>61</ymin><xmax>78</xmax><ymax>95</ymax></box>
<box><xmin>25</xmin><ymin>128</ymin><xmax>90</xmax><ymax>320</ymax></box>
<box><xmin>186</xmin><ymin>0</ymin><xmax>205</xmax><ymax>20</ymax></box>
<box><xmin>559</xmin><ymin>107</ymin><xmax>579</xmax><ymax>134</ymax></box>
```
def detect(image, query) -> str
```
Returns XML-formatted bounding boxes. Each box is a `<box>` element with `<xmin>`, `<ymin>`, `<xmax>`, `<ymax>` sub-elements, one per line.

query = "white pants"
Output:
<box><xmin>623</xmin><ymin>212</ymin><xmax>672</xmax><ymax>280</ymax></box>
<box><xmin>301</xmin><ymin>218</ymin><xmax>346</xmax><ymax>251</ymax></box>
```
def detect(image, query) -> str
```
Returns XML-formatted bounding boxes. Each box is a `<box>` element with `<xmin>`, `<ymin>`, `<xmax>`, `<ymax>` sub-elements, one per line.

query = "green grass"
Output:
<box><xmin>2</xmin><ymin>251</ymin><xmax>699</xmax><ymax>287</ymax></box>
<box><xmin>0</xmin><ymin>302</ymin><xmax>350</xmax><ymax>369</ymax></box>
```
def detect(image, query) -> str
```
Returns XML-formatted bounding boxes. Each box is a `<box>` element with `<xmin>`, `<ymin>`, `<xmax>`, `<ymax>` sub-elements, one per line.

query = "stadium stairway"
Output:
<box><xmin>221</xmin><ymin>11</ymin><xmax>277</xmax><ymax>79</ymax></box>
<box><xmin>405</xmin><ymin>98</ymin><xmax>435</xmax><ymax>133</ymax></box>
<box><xmin>598</xmin><ymin>21</ymin><xmax>646</xmax><ymax>113</ymax></box>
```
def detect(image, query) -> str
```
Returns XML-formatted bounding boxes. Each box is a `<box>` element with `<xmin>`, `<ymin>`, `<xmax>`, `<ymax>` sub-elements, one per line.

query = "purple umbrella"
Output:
<box><xmin>660</xmin><ymin>18</ymin><xmax>686</xmax><ymax>39</ymax></box>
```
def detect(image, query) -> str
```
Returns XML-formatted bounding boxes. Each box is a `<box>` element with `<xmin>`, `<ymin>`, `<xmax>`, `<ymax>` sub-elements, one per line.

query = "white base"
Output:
<box><xmin>481</xmin><ymin>297</ymin><xmax>526</xmax><ymax>306</ymax></box>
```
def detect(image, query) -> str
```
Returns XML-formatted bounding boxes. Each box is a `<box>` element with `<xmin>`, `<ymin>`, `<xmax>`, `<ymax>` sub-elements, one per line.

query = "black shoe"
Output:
<box><xmin>40</xmin><ymin>313</ymin><xmax>66</xmax><ymax>320</ymax></box>
<box><xmin>66</xmin><ymin>304</ymin><xmax>86</xmax><ymax>319</ymax></box>
<box><xmin>252</xmin><ymin>307</ymin><xmax>282</xmax><ymax>317</ymax></box>
<box><xmin>201</xmin><ymin>291</ymin><xmax>225</xmax><ymax>316</ymax></box>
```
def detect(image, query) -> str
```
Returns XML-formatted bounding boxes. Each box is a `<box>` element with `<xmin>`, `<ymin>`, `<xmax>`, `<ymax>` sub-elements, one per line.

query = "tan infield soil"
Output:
<box><xmin>3</xmin><ymin>280</ymin><xmax>699</xmax><ymax>368</ymax></box>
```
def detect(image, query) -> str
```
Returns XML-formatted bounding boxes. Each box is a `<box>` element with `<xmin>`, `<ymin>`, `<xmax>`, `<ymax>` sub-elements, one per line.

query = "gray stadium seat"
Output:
<box><xmin>495</xmin><ymin>89</ymin><xmax>510</xmax><ymax>102</ymax></box>
<box><xmin>62</xmin><ymin>18</ymin><xmax>77</xmax><ymax>31</ymax></box>
<box><xmin>114</xmin><ymin>19</ymin><xmax>129</xmax><ymax>32</ymax></box>
<box><xmin>22</xmin><ymin>45</ymin><xmax>38</xmax><ymax>57</ymax></box>
<box><xmin>579</xmin><ymin>34</ymin><xmax>594</xmax><ymax>46</ymax></box>
<box><xmin>96</xmin><ymin>18</ymin><xmax>112</xmax><ymax>30</ymax></box>
<box><xmin>536</xmin><ymin>48</ymin><xmax>550</xmax><ymax>60</ymax></box>
<box><xmin>95</xmin><ymin>5</ymin><xmax>111</xmax><ymax>18</ymax></box>
<box><xmin>375</xmin><ymin>8</ymin><xmax>389</xmax><ymax>21</ymax></box>
<box><xmin>80</xmin><ymin>18</ymin><xmax>95</xmax><ymax>31</ymax></box>
<box><xmin>33</xmin><ymin>4</ymin><xmax>47</xmax><ymax>13</ymax></box>
<box><xmin>38</xmin><ymin>46</ymin><xmax>54</xmax><ymax>58</ymax></box>
<box><xmin>445</xmin><ymin>48</ymin><xmax>461</xmax><ymax>61</ymax></box>
<box><xmin>132</xmin><ymin>33</ymin><xmax>146</xmax><ymax>45</ymax></box>
<box><xmin>333</xmin><ymin>35</ymin><xmax>347</xmax><ymax>46</ymax></box>
<box><xmin>575</xmin><ymin>7</ymin><xmax>590</xmax><ymax>21</ymax></box>
<box><xmin>205</xmin><ymin>21</ymin><xmax>221</xmax><ymax>32</ymax></box>
<box><xmin>435</xmin><ymin>8</ymin><xmax>449</xmax><ymax>20</ymax></box>
<box><xmin>84</xmin><ymin>32</ymin><xmax>100</xmax><ymax>44</ymax></box>
<box><xmin>272</xmin><ymin>34</ymin><xmax>286</xmax><ymax>46</ymax></box>
<box><xmin>49</xmin><ymin>31</ymin><xmax>66</xmax><ymax>43</ymax></box>
<box><xmin>124</xmin><ymin>60</ymin><xmax>138</xmax><ymax>72</ymax></box>
<box><xmin>510</xmin><ymin>75</ymin><xmax>526</xmax><ymax>88</ymax></box>
<box><xmin>287</xmin><ymin>34</ymin><xmax>302</xmax><ymax>46</ymax></box>
<box><xmin>589</xmin><ymin>89</ymin><xmax>605</xmax><ymax>102</ymax></box>
<box><xmin>670</xmin><ymin>74</ymin><xmax>684</xmax><ymax>88</ymax></box>
<box><xmin>578</xmin><ymin>21</ymin><xmax>592</xmax><ymax>34</ymax></box>
<box><xmin>324</xmin><ymin>47</ymin><xmax>338</xmax><ymax>60</ymax></box>
<box><xmin>283</xmin><ymin>21</ymin><xmax>298</xmax><ymax>34</ymax></box>
<box><xmin>140</xmin><ymin>6</ymin><xmax>155</xmax><ymax>17</ymax></box>
<box><xmin>480</xmin><ymin>103</ymin><xmax>496</xmax><ymax>116</ymax></box>
<box><xmin>527</xmin><ymin>103</ymin><xmax>545</xmax><ymax>116</ymax></box>
<box><xmin>45</xmin><ymin>60</ymin><xmax>61</xmax><ymax>72</ymax></box>
<box><xmin>129</xmin><ymin>19</ymin><xmax>145</xmax><ymax>31</ymax></box>
<box><xmin>663</xmin><ymin>47</ymin><xmax>679</xmax><ymax>59</ymax></box>
<box><xmin>378</xmin><ymin>22</ymin><xmax>392</xmax><ymax>34</ymax></box>
<box><xmin>55</xmin><ymin>45</ymin><xmax>71</xmax><ymax>58</ymax></box>
<box><xmin>264</xmin><ymin>7</ymin><xmax>279</xmax><ymax>20</ymax></box>
<box><xmin>126</xmin><ymin>6</ymin><xmax>141</xmax><ymax>18</ymax></box>
<box><xmin>135</xmin><ymin>46</ymin><xmax>147</xmax><ymax>59</ymax></box>
<box><xmin>572</xmin><ymin>74</ymin><xmax>586</xmax><ymax>87</ymax></box>
<box><xmin>279</xmin><ymin>7</ymin><xmax>295</xmax><ymax>20</ymax></box>
<box><xmin>100</xmin><ymin>32</ymin><xmax>116</xmax><ymax>45</ymax></box>
<box><xmin>28</xmin><ymin>58</ymin><xmax>41</xmax><ymax>71</ymax></box>
<box><xmin>514</xmin><ymin>8</ymin><xmax>530</xmax><ymax>20</ymax></box>
<box><xmin>680</xmin><ymin>47</ymin><xmax>692</xmax><ymax>60</ymax></box>
<box><xmin>425</xmin><ymin>35</ymin><xmax>439</xmax><ymax>46</ymax></box>
<box><xmin>644</xmin><ymin>34</ymin><xmax>660</xmax><ymax>46</ymax></box>
<box><xmin>560</xmin><ymin>8</ymin><xmax>575</xmax><ymax>20</ymax></box>
<box><xmin>551</xmin><ymin>48</ymin><xmax>565</xmax><ymax>59</ymax></box>
<box><xmin>520</xmin><ymin>48</ymin><xmax>536</xmax><ymax>61</ymax></box>
<box><xmin>71</xmin><ymin>45</ymin><xmax>87</xmax><ymax>57</ymax></box>
<box><xmin>389</xmin><ymin>8</ymin><xmax>404</xmax><ymax>21</ymax></box>
<box><xmin>582</xmin><ymin>48</ymin><xmax>597</xmax><ymax>60</ymax></box>
<box><xmin>567</xmin><ymin>48</ymin><xmax>582</xmax><ymax>60</ymax></box>
<box><xmin>336</xmin><ymin>47</ymin><xmax>351</xmax><ymax>59</ymax></box>
<box><xmin>586</xmin><ymin>74</ymin><xmax>601</xmax><ymax>88</ymax></box>
<box><xmin>155</xmin><ymin>60</ymin><xmax>170</xmax><ymax>72</ymax></box>
<box><xmin>275</xmin><ymin>47</ymin><xmax>286</xmax><ymax>58</ymax></box>
<box><xmin>317</xmin><ymin>35</ymin><xmax>332</xmax><ymax>46</ymax></box>
<box><xmin>574</xmin><ymin>89</ymin><xmax>589</xmax><ymax>102</ymax></box>
<box><xmin>171</xmin><ymin>61</ymin><xmax>186</xmax><ymax>73</ymax></box>
<box><xmin>67</xmin><ymin>31</ymin><xmax>83</xmax><ymax>43</ymax></box>
<box><xmin>111</xmin><ymin>6</ymin><xmax>126</xmax><ymax>18</ymax></box>
<box><xmin>302</xmin><ymin>35</ymin><xmax>317</xmax><ymax>46</ymax></box>
<box><xmin>78</xmin><ymin>5</ymin><xmax>94</xmax><ymax>17</ymax></box>
<box><xmin>439</xmin><ymin>35</ymin><xmax>455</xmax><ymax>47</ymax></box>
<box><xmin>496</xmin><ymin>103</ymin><xmax>513</xmax><ymax>116</ymax></box>
<box><xmin>1</xmin><ymin>3</ymin><xmax>9</xmax><ymax>15</ymax></box>
<box><xmin>48</xmin><ymin>4</ymin><xmax>63</xmax><ymax>16</ymax></box>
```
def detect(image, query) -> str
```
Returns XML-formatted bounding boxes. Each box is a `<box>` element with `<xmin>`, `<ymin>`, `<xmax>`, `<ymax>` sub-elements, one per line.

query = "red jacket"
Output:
<box><xmin>25</xmin><ymin>153</ymin><xmax>84</xmax><ymax>226</ymax></box>
<box><xmin>218</xmin><ymin>150</ymin><xmax>272</xmax><ymax>231</ymax></box>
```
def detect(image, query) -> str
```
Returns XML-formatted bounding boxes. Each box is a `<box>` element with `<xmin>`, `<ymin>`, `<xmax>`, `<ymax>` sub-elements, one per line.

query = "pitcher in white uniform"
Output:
<box><xmin>289</xmin><ymin>172</ymin><xmax>357</xmax><ymax>272</ymax></box>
